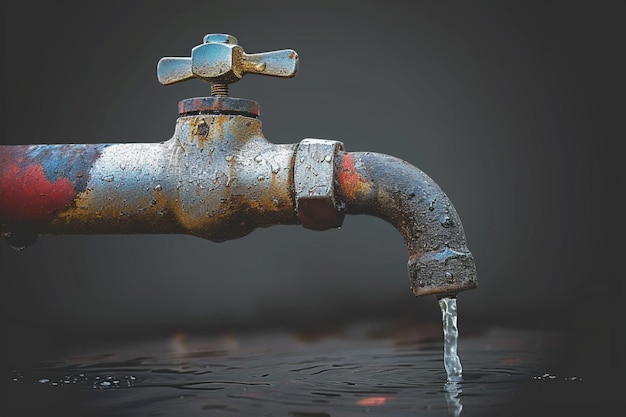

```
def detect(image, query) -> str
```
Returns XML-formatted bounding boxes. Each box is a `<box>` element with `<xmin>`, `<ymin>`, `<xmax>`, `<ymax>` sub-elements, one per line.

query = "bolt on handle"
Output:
<box><xmin>157</xmin><ymin>33</ymin><xmax>299</xmax><ymax>96</ymax></box>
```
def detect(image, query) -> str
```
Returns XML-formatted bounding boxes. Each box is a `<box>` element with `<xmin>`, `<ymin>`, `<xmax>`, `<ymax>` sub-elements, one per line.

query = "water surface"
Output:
<box><xmin>4</xmin><ymin>320</ymin><xmax>608</xmax><ymax>417</ymax></box>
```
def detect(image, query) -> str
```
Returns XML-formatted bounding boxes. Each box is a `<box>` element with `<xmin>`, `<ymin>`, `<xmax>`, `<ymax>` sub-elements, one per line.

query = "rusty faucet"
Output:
<box><xmin>0</xmin><ymin>34</ymin><xmax>477</xmax><ymax>298</ymax></box>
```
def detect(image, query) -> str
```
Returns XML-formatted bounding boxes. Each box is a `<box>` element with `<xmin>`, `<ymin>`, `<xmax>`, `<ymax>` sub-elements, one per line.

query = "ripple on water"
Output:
<box><xmin>4</xmin><ymin>323</ymin><xmax>593</xmax><ymax>417</ymax></box>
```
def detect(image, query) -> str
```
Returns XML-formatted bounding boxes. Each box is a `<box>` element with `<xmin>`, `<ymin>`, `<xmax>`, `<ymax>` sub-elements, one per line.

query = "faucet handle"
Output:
<box><xmin>157</xmin><ymin>33</ymin><xmax>299</xmax><ymax>96</ymax></box>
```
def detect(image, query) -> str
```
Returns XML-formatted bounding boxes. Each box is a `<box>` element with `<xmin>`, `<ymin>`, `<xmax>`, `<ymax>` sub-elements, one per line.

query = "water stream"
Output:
<box><xmin>439</xmin><ymin>296</ymin><xmax>463</xmax><ymax>416</ymax></box>
<box><xmin>439</xmin><ymin>296</ymin><xmax>462</xmax><ymax>383</ymax></box>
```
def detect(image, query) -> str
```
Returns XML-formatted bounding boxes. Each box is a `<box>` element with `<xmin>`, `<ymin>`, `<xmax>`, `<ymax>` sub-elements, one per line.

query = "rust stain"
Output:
<box><xmin>51</xmin><ymin>177</ymin><xmax>176</xmax><ymax>234</ymax></box>
<box><xmin>190</xmin><ymin>118</ymin><xmax>210</xmax><ymax>150</ymax></box>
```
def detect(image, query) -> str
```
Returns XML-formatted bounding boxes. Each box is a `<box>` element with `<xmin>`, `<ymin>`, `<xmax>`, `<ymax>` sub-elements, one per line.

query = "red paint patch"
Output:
<box><xmin>337</xmin><ymin>153</ymin><xmax>366</xmax><ymax>201</ymax></box>
<box><xmin>0</xmin><ymin>163</ymin><xmax>76</xmax><ymax>223</ymax></box>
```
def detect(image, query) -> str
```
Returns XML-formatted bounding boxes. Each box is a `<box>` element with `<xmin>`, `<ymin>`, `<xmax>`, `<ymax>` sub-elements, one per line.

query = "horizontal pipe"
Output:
<box><xmin>0</xmin><ymin>115</ymin><xmax>299</xmax><ymax>247</ymax></box>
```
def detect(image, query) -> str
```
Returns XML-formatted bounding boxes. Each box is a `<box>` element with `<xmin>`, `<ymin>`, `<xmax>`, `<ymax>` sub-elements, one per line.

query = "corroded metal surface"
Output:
<box><xmin>335</xmin><ymin>152</ymin><xmax>477</xmax><ymax>297</ymax></box>
<box><xmin>0</xmin><ymin>114</ymin><xmax>299</xmax><ymax>246</ymax></box>
<box><xmin>0</xmin><ymin>123</ymin><xmax>477</xmax><ymax>297</ymax></box>
<box><xmin>178</xmin><ymin>96</ymin><xmax>260</xmax><ymax>117</ymax></box>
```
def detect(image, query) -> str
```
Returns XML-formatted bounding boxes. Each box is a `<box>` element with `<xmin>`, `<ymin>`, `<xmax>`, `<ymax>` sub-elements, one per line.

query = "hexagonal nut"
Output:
<box><xmin>191</xmin><ymin>42</ymin><xmax>244</xmax><ymax>83</ymax></box>
<box><xmin>294</xmin><ymin>139</ymin><xmax>346</xmax><ymax>230</ymax></box>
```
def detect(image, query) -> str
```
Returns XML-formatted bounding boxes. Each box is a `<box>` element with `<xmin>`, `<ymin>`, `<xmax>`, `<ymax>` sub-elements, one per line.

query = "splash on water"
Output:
<box><xmin>439</xmin><ymin>296</ymin><xmax>462</xmax><ymax>382</ymax></box>
<box><xmin>444</xmin><ymin>381</ymin><xmax>463</xmax><ymax>417</ymax></box>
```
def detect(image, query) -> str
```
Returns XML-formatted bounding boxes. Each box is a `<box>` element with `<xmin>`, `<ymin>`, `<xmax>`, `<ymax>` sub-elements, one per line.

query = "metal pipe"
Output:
<box><xmin>335</xmin><ymin>152</ymin><xmax>477</xmax><ymax>297</ymax></box>
<box><xmin>0</xmin><ymin>128</ymin><xmax>477</xmax><ymax>298</ymax></box>
<box><xmin>1</xmin><ymin>32</ymin><xmax>478</xmax><ymax>299</ymax></box>
<box><xmin>0</xmin><ymin>114</ymin><xmax>299</xmax><ymax>248</ymax></box>
<box><xmin>0</xmin><ymin>117</ymin><xmax>476</xmax><ymax>298</ymax></box>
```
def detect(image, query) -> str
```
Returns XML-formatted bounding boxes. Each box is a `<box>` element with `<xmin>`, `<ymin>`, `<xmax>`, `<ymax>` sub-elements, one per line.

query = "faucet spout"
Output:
<box><xmin>335</xmin><ymin>152</ymin><xmax>477</xmax><ymax>297</ymax></box>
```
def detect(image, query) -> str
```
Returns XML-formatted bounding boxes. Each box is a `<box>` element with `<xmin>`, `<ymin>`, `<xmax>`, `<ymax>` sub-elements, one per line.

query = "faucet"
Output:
<box><xmin>0</xmin><ymin>34</ymin><xmax>477</xmax><ymax>298</ymax></box>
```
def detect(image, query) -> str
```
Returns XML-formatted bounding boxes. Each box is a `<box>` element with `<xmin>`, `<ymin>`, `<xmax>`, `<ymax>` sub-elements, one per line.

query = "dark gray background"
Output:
<box><xmin>2</xmin><ymin>0</ymin><xmax>622</xmax><ymax>381</ymax></box>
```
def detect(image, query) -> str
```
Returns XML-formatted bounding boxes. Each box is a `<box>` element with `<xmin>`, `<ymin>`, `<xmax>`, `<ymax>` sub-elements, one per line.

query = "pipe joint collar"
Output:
<box><xmin>294</xmin><ymin>138</ymin><xmax>345</xmax><ymax>230</ymax></box>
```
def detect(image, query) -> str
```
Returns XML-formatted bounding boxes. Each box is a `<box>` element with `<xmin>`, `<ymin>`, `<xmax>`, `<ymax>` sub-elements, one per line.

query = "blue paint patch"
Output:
<box><xmin>27</xmin><ymin>144</ymin><xmax>111</xmax><ymax>193</ymax></box>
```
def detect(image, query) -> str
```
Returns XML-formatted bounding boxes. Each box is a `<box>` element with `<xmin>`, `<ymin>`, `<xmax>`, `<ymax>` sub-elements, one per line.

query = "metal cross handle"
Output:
<box><xmin>157</xmin><ymin>33</ymin><xmax>299</xmax><ymax>95</ymax></box>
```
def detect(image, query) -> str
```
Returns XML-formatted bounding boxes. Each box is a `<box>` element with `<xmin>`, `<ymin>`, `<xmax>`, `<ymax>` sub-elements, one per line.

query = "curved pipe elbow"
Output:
<box><xmin>335</xmin><ymin>151</ymin><xmax>477</xmax><ymax>297</ymax></box>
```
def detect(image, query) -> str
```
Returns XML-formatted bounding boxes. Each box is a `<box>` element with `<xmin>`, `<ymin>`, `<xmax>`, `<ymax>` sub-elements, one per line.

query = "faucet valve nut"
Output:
<box><xmin>294</xmin><ymin>139</ymin><xmax>345</xmax><ymax>231</ymax></box>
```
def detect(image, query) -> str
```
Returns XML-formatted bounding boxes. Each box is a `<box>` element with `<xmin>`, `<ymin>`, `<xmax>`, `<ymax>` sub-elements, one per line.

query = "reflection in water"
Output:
<box><xmin>4</xmin><ymin>323</ymin><xmax>589</xmax><ymax>417</ymax></box>
<box><xmin>444</xmin><ymin>381</ymin><xmax>463</xmax><ymax>416</ymax></box>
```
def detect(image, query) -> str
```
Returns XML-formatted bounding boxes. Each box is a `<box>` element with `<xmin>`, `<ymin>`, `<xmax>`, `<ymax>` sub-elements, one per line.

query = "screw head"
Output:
<box><xmin>203</xmin><ymin>34</ymin><xmax>238</xmax><ymax>45</ymax></box>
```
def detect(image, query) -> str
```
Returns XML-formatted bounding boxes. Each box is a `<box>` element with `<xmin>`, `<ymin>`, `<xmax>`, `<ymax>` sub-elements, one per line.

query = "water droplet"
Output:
<box><xmin>254</xmin><ymin>155</ymin><xmax>264</xmax><ymax>163</ymax></box>
<box><xmin>225</xmin><ymin>155</ymin><xmax>234</xmax><ymax>162</ymax></box>
<box><xmin>445</xmin><ymin>271</ymin><xmax>454</xmax><ymax>283</ymax></box>
<box><xmin>154</xmin><ymin>184</ymin><xmax>162</xmax><ymax>191</ymax></box>
<box><xmin>10</xmin><ymin>245</ymin><xmax>26</xmax><ymax>252</ymax></box>
<box><xmin>258</xmin><ymin>175</ymin><xmax>265</xmax><ymax>181</ymax></box>
<box><xmin>38</xmin><ymin>378</ymin><xmax>50</xmax><ymax>384</ymax></box>
<box><xmin>102</xmin><ymin>174</ymin><xmax>114</xmax><ymax>182</ymax></box>
<box><xmin>324</xmin><ymin>155</ymin><xmax>332</xmax><ymax>163</ymax></box>
<box><xmin>440</xmin><ymin>215</ymin><xmax>454</xmax><ymax>228</ymax></box>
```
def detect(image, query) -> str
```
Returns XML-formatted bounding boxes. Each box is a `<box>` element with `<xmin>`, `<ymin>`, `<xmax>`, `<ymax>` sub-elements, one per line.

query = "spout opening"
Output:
<box><xmin>409</xmin><ymin>248</ymin><xmax>477</xmax><ymax>297</ymax></box>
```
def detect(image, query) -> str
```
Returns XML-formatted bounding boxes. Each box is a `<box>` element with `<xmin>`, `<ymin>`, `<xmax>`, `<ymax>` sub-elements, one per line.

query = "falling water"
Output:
<box><xmin>439</xmin><ymin>296</ymin><xmax>462</xmax><ymax>382</ymax></box>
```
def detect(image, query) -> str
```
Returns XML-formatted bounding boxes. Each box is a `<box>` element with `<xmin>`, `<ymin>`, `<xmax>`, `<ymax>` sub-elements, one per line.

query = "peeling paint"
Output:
<box><xmin>0</xmin><ymin>163</ymin><xmax>75</xmax><ymax>222</ymax></box>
